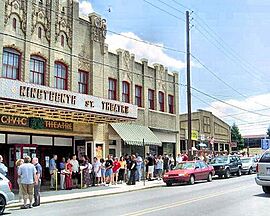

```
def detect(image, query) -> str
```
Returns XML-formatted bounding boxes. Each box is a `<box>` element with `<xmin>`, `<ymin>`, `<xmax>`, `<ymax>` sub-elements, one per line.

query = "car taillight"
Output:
<box><xmin>256</xmin><ymin>164</ymin><xmax>259</xmax><ymax>173</ymax></box>
<box><xmin>8</xmin><ymin>181</ymin><xmax>12</xmax><ymax>190</ymax></box>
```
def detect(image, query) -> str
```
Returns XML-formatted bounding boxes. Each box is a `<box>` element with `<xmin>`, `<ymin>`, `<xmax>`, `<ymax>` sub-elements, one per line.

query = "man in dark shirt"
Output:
<box><xmin>105</xmin><ymin>155</ymin><xmax>113</xmax><ymax>186</ymax></box>
<box><xmin>146</xmin><ymin>153</ymin><xmax>154</xmax><ymax>180</ymax></box>
<box><xmin>32</xmin><ymin>157</ymin><xmax>42</xmax><ymax>207</ymax></box>
<box><xmin>127</xmin><ymin>155</ymin><xmax>137</xmax><ymax>185</ymax></box>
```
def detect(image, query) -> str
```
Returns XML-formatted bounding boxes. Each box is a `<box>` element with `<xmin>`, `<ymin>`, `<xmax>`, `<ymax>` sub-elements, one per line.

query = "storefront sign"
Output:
<box><xmin>185</xmin><ymin>130</ymin><xmax>199</xmax><ymax>141</ymax></box>
<box><xmin>0</xmin><ymin>79</ymin><xmax>137</xmax><ymax>119</ymax></box>
<box><xmin>0</xmin><ymin>115</ymin><xmax>29</xmax><ymax>127</ymax></box>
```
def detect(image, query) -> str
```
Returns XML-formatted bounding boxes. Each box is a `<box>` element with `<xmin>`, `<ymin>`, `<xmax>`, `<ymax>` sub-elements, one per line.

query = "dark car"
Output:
<box><xmin>210</xmin><ymin>155</ymin><xmax>242</xmax><ymax>178</ymax></box>
<box><xmin>163</xmin><ymin>161</ymin><xmax>215</xmax><ymax>186</ymax></box>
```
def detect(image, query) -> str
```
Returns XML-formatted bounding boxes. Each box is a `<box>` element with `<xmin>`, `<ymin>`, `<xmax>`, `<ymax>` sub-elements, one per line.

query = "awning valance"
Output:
<box><xmin>110</xmin><ymin>123</ymin><xmax>162</xmax><ymax>146</ymax></box>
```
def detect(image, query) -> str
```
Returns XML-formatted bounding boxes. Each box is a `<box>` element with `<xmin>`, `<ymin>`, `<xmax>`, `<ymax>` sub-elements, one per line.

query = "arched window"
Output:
<box><xmin>122</xmin><ymin>81</ymin><xmax>130</xmax><ymax>103</ymax></box>
<box><xmin>30</xmin><ymin>56</ymin><xmax>45</xmax><ymax>85</ymax></box>
<box><xmin>12</xmin><ymin>18</ymin><xmax>17</xmax><ymax>30</ymax></box>
<box><xmin>2</xmin><ymin>48</ymin><xmax>20</xmax><ymax>80</ymax></box>
<box><xmin>61</xmin><ymin>35</ymin><xmax>64</xmax><ymax>47</ymax></box>
<box><xmin>54</xmin><ymin>62</ymin><xmax>67</xmax><ymax>90</ymax></box>
<box><xmin>38</xmin><ymin>27</ymin><xmax>42</xmax><ymax>39</ymax></box>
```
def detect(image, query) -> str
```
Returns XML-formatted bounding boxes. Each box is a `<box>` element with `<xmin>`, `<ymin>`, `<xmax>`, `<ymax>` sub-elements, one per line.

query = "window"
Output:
<box><xmin>38</xmin><ymin>27</ymin><xmax>42</xmax><ymax>39</ymax></box>
<box><xmin>2</xmin><ymin>48</ymin><xmax>20</xmax><ymax>80</ymax></box>
<box><xmin>148</xmin><ymin>89</ymin><xmax>154</xmax><ymax>110</ymax></box>
<box><xmin>158</xmin><ymin>91</ymin><xmax>165</xmax><ymax>112</ymax></box>
<box><xmin>12</xmin><ymin>18</ymin><xmax>16</xmax><ymax>30</ymax></box>
<box><xmin>108</xmin><ymin>78</ymin><xmax>117</xmax><ymax>100</ymax></box>
<box><xmin>122</xmin><ymin>81</ymin><xmax>130</xmax><ymax>103</ymax></box>
<box><xmin>30</xmin><ymin>56</ymin><xmax>45</xmax><ymax>85</ymax></box>
<box><xmin>61</xmin><ymin>35</ymin><xmax>64</xmax><ymax>47</ymax></box>
<box><xmin>168</xmin><ymin>95</ymin><xmax>174</xmax><ymax>114</ymax></box>
<box><xmin>135</xmin><ymin>85</ymin><xmax>142</xmax><ymax>107</ymax></box>
<box><xmin>78</xmin><ymin>70</ymin><xmax>88</xmax><ymax>94</ymax></box>
<box><xmin>54</xmin><ymin>62</ymin><xmax>67</xmax><ymax>90</ymax></box>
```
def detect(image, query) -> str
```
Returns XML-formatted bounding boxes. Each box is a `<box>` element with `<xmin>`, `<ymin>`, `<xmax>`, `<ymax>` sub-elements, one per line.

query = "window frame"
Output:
<box><xmin>54</xmin><ymin>61</ymin><xmax>68</xmax><ymax>90</ymax></box>
<box><xmin>30</xmin><ymin>55</ymin><xmax>46</xmax><ymax>86</ymax></box>
<box><xmin>38</xmin><ymin>27</ymin><xmax>42</xmax><ymax>39</ymax></box>
<box><xmin>148</xmin><ymin>89</ymin><xmax>155</xmax><ymax>110</ymax></box>
<box><xmin>61</xmin><ymin>35</ymin><xmax>65</xmax><ymax>47</ymax></box>
<box><xmin>135</xmin><ymin>85</ymin><xmax>142</xmax><ymax>107</ymax></box>
<box><xmin>108</xmin><ymin>78</ymin><xmax>117</xmax><ymax>100</ymax></box>
<box><xmin>78</xmin><ymin>70</ymin><xmax>89</xmax><ymax>94</ymax></box>
<box><xmin>12</xmin><ymin>18</ymin><xmax>17</xmax><ymax>30</ymax></box>
<box><xmin>158</xmin><ymin>91</ymin><xmax>165</xmax><ymax>112</ymax></box>
<box><xmin>168</xmin><ymin>94</ymin><xmax>174</xmax><ymax>114</ymax></box>
<box><xmin>2</xmin><ymin>48</ymin><xmax>21</xmax><ymax>80</ymax></box>
<box><xmin>122</xmin><ymin>81</ymin><xmax>130</xmax><ymax>103</ymax></box>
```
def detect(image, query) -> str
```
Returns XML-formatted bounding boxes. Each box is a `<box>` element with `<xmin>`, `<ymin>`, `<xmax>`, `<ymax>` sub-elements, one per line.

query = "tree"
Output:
<box><xmin>231</xmin><ymin>123</ymin><xmax>244</xmax><ymax>150</ymax></box>
<box><xmin>267</xmin><ymin>125</ymin><xmax>270</xmax><ymax>138</ymax></box>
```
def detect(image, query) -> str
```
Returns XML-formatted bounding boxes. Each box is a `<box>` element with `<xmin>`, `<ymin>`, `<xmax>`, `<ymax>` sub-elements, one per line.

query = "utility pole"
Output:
<box><xmin>186</xmin><ymin>11</ymin><xmax>192</xmax><ymax>160</ymax></box>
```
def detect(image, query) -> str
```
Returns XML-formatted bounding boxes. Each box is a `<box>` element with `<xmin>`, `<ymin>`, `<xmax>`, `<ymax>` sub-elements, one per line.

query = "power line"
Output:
<box><xmin>156</xmin><ymin>0</ymin><xmax>185</xmax><ymax>15</ymax></box>
<box><xmin>170</xmin><ymin>0</ymin><xmax>193</xmax><ymax>12</ymax></box>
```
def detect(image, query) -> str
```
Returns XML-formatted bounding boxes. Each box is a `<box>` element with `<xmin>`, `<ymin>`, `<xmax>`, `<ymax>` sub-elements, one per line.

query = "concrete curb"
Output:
<box><xmin>7</xmin><ymin>183</ymin><xmax>164</xmax><ymax>208</ymax></box>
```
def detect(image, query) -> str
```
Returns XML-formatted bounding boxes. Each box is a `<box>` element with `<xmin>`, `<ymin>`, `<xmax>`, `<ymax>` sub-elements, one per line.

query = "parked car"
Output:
<box><xmin>163</xmin><ymin>161</ymin><xmax>214</xmax><ymax>186</ymax></box>
<box><xmin>255</xmin><ymin>150</ymin><xmax>270</xmax><ymax>194</ymax></box>
<box><xmin>210</xmin><ymin>155</ymin><xmax>242</xmax><ymax>178</ymax></box>
<box><xmin>241</xmin><ymin>157</ymin><xmax>257</xmax><ymax>174</ymax></box>
<box><xmin>0</xmin><ymin>173</ymin><xmax>14</xmax><ymax>214</ymax></box>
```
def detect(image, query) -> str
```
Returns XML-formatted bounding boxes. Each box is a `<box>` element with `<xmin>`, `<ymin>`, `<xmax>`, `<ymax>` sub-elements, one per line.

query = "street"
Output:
<box><xmin>6</xmin><ymin>174</ymin><xmax>269</xmax><ymax>216</ymax></box>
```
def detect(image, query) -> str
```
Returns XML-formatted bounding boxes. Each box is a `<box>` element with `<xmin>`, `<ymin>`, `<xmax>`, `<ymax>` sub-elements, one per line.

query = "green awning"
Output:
<box><xmin>110</xmin><ymin>123</ymin><xmax>162</xmax><ymax>146</ymax></box>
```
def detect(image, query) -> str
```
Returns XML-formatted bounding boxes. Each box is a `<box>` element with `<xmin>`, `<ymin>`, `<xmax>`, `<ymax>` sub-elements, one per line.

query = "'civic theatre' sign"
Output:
<box><xmin>0</xmin><ymin>79</ymin><xmax>137</xmax><ymax>119</ymax></box>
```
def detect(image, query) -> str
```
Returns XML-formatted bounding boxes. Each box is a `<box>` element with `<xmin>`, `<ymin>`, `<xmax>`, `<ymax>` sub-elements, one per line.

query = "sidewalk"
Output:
<box><xmin>8</xmin><ymin>180</ymin><xmax>165</xmax><ymax>208</ymax></box>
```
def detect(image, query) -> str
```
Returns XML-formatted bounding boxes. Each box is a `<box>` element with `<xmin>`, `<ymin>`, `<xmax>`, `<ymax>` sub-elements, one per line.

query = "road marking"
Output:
<box><xmin>121</xmin><ymin>185</ymin><xmax>255</xmax><ymax>216</ymax></box>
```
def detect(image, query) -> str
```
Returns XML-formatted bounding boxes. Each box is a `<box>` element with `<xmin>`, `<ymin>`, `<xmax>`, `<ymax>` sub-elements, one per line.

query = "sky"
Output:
<box><xmin>78</xmin><ymin>0</ymin><xmax>270</xmax><ymax>136</ymax></box>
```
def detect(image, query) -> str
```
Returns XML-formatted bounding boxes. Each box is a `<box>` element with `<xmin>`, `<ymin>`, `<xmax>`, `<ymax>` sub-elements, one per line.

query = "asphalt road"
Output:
<box><xmin>6</xmin><ymin>174</ymin><xmax>269</xmax><ymax>216</ymax></box>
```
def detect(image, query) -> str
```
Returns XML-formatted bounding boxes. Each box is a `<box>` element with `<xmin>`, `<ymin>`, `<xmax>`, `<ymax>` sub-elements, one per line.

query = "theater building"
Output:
<box><xmin>0</xmin><ymin>0</ymin><xmax>180</xmax><ymax>184</ymax></box>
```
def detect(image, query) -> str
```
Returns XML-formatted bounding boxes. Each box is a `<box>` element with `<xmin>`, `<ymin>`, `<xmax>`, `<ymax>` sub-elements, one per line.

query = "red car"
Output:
<box><xmin>163</xmin><ymin>161</ymin><xmax>215</xmax><ymax>186</ymax></box>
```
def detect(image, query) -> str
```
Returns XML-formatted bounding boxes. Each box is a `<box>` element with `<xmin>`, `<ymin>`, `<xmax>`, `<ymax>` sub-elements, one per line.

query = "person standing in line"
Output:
<box><xmin>93</xmin><ymin>157</ymin><xmax>101</xmax><ymax>186</ymax></box>
<box><xmin>176</xmin><ymin>153</ymin><xmax>183</xmax><ymax>164</ymax></box>
<box><xmin>70</xmin><ymin>154</ymin><xmax>79</xmax><ymax>188</ymax></box>
<box><xmin>125</xmin><ymin>155</ymin><xmax>132</xmax><ymax>182</ymax></box>
<box><xmin>32</xmin><ymin>157</ymin><xmax>42</xmax><ymax>207</ymax></box>
<box><xmin>105</xmin><ymin>155</ymin><xmax>113</xmax><ymax>186</ymax></box>
<box><xmin>127</xmin><ymin>155</ymin><xmax>137</xmax><ymax>185</ymax></box>
<box><xmin>163</xmin><ymin>154</ymin><xmax>170</xmax><ymax>174</ymax></box>
<box><xmin>156</xmin><ymin>155</ymin><xmax>164</xmax><ymax>180</ymax></box>
<box><xmin>112</xmin><ymin>157</ymin><xmax>121</xmax><ymax>185</ymax></box>
<box><xmin>18</xmin><ymin>156</ymin><xmax>37</xmax><ymax>209</ymax></box>
<box><xmin>49</xmin><ymin>155</ymin><xmax>57</xmax><ymax>190</ymax></box>
<box><xmin>135</xmin><ymin>153</ymin><xmax>143</xmax><ymax>182</ymax></box>
<box><xmin>81</xmin><ymin>155</ymin><xmax>91</xmax><ymax>188</ymax></box>
<box><xmin>182</xmin><ymin>152</ymin><xmax>189</xmax><ymax>161</ymax></box>
<box><xmin>100</xmin><ymin>158</ymin><xmax>106</xmax><ymax>185</ymax></box>
<box><xmin>59</xmin><ymin>157</ymin><xmax>66</xmax><ymax>190</ymax></box>
<box><xmin>146</xmin><ymin>153</ymin><xmax>154</xmax><ymax>181</ymax></box>
<box><xmin>169</xmin><ymin>154</ymin><xmax>175</xmax><ymax>170</ymax></box>
<box><xmin>0</xmin><ymin>155</ymin><xmax>8</xmax><ymax>177</ymax></box>
<box><xmin>118</xmin><ymin>156</ymin><xmax>126</xmax><ymax>184</ymax></box>
<box><xmin>153</xmin><ymin>154</ymin><xmax>158</xmax><ymax>178</ymax></box>
<box><xmin>16</xmin><ymin>159</ymin><xmax>24</xmax><ymax>202</ymax></box>
<box><xmin>65</xmin><ymin>158</ymin><xmax>73</xmax><ymax>190</ymax></box>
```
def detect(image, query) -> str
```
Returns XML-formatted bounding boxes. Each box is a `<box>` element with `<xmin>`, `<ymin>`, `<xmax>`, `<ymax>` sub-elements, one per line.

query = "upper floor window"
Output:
<box><xmin>168</xmin><ymin>95</ymin><xmax>174</xmax><ymax>114</ymax></box>
<box><xmin>38</xmin><ymin>27</ymin><xmax>42</xmax><ymax>39</ymax></box>
<box><xmin>135</xmin><ymin>85</ymin><xmax>142</xmax><ymax>107</ymax></box>
<box><xmin>148</xmin><ymin>89</ymin><xmax>155</xmax><ymax>110</ymax></box>
<box><xmin>78</xmin><ymin>70</ymin><xmax>88</xmax><ymax>94</ymax></box>
<box><xmin>122</xmin><ymin>81</ymin><xmax>130</xmax><ymax>103</ymax></box>
<box><xmin>2</xmin><ymin>48</ymin><xmax>20</xmax><ymax>80</ymax></box>
<box><xmin>12</xmin><ymin>18</ymin><xmax>16</xmax><ymax>30</ymax></box>
<box><xmin>108</xmin><ymin>78</ymin><xmax>117</xmax><ymax>100</ymax></box>
<box><xmin>30</xmin><ymin>56</ymin><xmax>45</xmax><ymax>85</ymax></box>
<box><xmin>61</xmin><ymin>35</ymin><xmax>65</xmax><ymax>47</ymax></box>
<box><xmin>158</xmin><ymin>91</ymin><xmax>165</xmax><ymax>112</ymax></box>
<box><xmin>54</xmin><ymin>62</ymin><xmax>67</xmax><ymax>90</ymax></box>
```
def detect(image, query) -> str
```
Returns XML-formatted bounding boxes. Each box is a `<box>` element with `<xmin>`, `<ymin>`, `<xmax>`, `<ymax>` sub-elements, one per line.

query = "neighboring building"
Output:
<box><xmin>179</xmin><ymin>110</ymin><xmax>231</xmax><ymax>152</ymax></box>
<box><xmin>0</xmin><ymin>0</ymin><xmax>179</xmax><ymax>184</ymax></box>
<box><xmin>243</xmin><ymin>135</ymin><xmax>265</xmax><ymax>148</ymax></box>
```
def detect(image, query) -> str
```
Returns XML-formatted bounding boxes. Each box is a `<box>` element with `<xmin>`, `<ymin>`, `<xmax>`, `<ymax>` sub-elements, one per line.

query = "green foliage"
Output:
<box><xmin>231</xmin><ymin>123</ymin><xmax>244</xmax><ymax>150</ymax></box>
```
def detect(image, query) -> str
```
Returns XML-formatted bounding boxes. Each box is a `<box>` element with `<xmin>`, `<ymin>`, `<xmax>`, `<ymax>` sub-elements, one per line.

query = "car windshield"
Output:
<box><xmin>175</xmin><ymin>162</ymin><xmax>195</xmax><ymax>170</ymax></box>
<box><xmin>211</xmin><ymin>157</ymin><xmax>228</xmax><ymax>164</ymax></box>
<box><xmin>241</xmin><ymin>158</ymin><xmax>251</xmax><ymax>163</ymax></box>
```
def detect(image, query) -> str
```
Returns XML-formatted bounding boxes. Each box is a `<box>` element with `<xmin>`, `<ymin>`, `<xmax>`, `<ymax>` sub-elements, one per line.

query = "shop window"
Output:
<box><xmin>30</xmin><ymin>56</ymin><xmax>45</xmax><ymax>85</ymax></box>
<box><xmin>158</xmin><ymin>91</ymin><xmax>165</xmax><ymax>112</ymax></box>
<box><xmin>2</xmin><ymin>48</ymin><xmax>20</xmax><ymax>80</ymax></box>
<box><xmin>122</xmin><ymin>81</ymin><xmax>130</xmax><ymax>103</ymax></box>
<box><xmin>61</xmin><ymin>35</ymin><xmax>65</xmax><ymax>47</ymax></box>
<box><xmin>12</xmin><ymin>18</ymin><xmax>17</xmax><ymax>30</ymax></box>
<box><xmin>78</xmin><ymin>70</ymin><xmax>88</xmax><ymax>94</ymax></box>
<box><xmin>54</xmin><ymin>62</ymin><xmax>67</xmax><ymax>90</ymax></box>
<box><xmin>148</xmin><ymin>89</ymin><xmax>155</xmax><ymax>110</ymax></box>
<box><xmin>135</xmin><ymin>85</ymin><xmax>142</xmax><ymax>107</ymax></box>
<box><xmin>38</xmin><ymin>27</ymin><xmax>42</xmax><ymax>39</ymax></box>
<box><xmin>108</xmin><ymin>78</ymin><xmax>117</xmax><ymax>100</ymax></box>
<box><xmin>168</xmin><ymin>95</ymin><xmax>174</xmax><ymax>114</ymax></box>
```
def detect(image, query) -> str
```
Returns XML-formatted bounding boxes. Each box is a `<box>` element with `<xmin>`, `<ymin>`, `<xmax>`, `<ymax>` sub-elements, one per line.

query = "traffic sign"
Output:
<box><xmin>261</xmin><ymin>139</ymin><xmax>270</xmax><ymax>150</ymax></box>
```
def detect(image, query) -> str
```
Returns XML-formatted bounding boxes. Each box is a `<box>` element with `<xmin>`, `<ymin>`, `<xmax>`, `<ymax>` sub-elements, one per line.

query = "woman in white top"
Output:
<box><xmin>93</xmin><ymin>157</ymin><xmax>101</xmax><ymax>186</ymax></box>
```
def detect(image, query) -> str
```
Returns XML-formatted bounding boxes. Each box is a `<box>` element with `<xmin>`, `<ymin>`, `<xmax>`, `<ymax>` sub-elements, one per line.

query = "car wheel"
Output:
<box><xmin>207</xmin><ymin>173</ymin><xmax>212</xmax><ymax>182</ymax></box>
<box><xmin>0</xmin><ymin>195</ymin><xmax>6</xmax><ymax>215</ymax></box>
<box><xmin>224</xmin><ymin>169</ymin><xmax>230</xmax><ymax>179</ymax></box>
<box><xmin>166</xmin><ymin>182</ymin><xmax>172</xmax><ymax>187</ymax></box>
<box><xmin>262</xmin><ymin>186</ymin><xmax>270</xmax><ymax>194</ymax></box>
<box><xmin>237</xmin><ymin>168</ymin><xmax>242</xmax><ymax>176</ymax></box>
<box><xmin>248</xmin><ymin>167</ymin><xmax>252</xmax><ymax>175</ymax></box>
<box><xmin>189</xmin><ymin>175</ymin><xmax>195</xmax><ymax>185</ymax></box>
